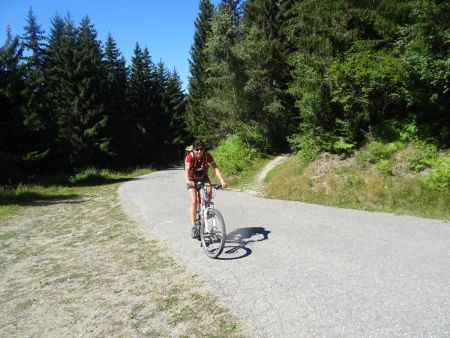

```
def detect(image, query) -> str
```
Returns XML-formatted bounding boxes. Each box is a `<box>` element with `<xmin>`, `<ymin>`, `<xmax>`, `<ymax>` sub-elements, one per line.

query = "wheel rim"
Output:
<box><xmin>201</xmin><ymin>209</ymin><xmax>225</xmax><ymax>258</ymax></box>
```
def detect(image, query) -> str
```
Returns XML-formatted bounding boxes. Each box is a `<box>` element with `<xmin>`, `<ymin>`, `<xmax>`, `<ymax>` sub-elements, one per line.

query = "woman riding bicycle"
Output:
<box><xmin>185</xmin><ymin>140</ymin><xmax>227</xmax><ymax>239</ymax></box>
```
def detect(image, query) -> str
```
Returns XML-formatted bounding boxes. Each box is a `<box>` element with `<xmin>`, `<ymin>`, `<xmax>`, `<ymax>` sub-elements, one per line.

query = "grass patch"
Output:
<box><xmin>220</xmin><ymin>156</ymin><xmax>272</xmax><ymax>188</ymax></box>
<box><xmin>0</xmin><ymin>177</ymin><xmax>244</xmax><ymax>337</ymax></box>
<box><xmin>0</xmin><ymin>167</ymin><xmax>153</xmax><ymax>219</ymax></box>
<box><xmin>265</xmin><ymin>143</ymin><xmax>450</xmax><ymax>220</ymax></box>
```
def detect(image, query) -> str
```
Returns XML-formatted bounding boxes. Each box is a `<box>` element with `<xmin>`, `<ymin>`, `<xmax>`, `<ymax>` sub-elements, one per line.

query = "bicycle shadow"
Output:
<box><xmin>218</xmin><ymin>227</ymin><xmax>271</xmax><ymax>260</ymax></box>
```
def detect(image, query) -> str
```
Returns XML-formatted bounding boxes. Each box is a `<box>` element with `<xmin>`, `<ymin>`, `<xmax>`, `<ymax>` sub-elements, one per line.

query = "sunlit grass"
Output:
<box><xmin>265</xmin><ymin>155</ymin><xmax>450</xmax><ymax>220</ymax></box>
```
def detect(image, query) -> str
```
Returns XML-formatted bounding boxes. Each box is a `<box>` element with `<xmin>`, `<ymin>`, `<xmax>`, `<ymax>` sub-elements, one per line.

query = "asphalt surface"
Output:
<box><xmin>119</xmin><ymin>169</ymin><xmax>450</xmax><ymax>338</ymax></box>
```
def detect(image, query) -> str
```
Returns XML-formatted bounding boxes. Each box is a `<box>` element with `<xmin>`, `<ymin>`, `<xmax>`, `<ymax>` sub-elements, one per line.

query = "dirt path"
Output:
<box><xmin>0</xmin><ymin>184</ymin><xmax>245</xmax><ymax>337</ymax></box>
<box><xmin>240</xmin><ymin>155</ymin><xmax>289</xmax><ymax>196</ymax></box>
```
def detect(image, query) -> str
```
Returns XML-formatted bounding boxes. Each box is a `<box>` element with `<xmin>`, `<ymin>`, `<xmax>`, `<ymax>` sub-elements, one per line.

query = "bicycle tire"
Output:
<box><xmin>200</xmin><ymin>208</ymin><xmax>226</xmax><ymax>258</ymax></box>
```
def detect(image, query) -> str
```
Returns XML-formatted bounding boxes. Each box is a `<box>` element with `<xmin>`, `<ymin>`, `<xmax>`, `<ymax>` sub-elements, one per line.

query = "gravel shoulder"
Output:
<box><xmin>119</xmin><ymin>168</ymin><xmax>450</xmax><ymax>338</ymax></box>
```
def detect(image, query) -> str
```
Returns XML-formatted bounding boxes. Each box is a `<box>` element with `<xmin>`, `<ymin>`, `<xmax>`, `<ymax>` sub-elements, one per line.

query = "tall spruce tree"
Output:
<box><xmin>202</xmin><ymin>3</ymin><xmax>245</xmax><ymax>145</ymax></box>
<box><xmin>21</xmin><ymin>7</ymin><xmax>51</xmax><ymax>172</ymax></box>
<box><xmin>44</xmin><ymin>14</ymin><xmax>79</xmax><ymax>168</ymax></box>
<box><xmin>283</xmin><ymin>0</ymin><xmax>352</xmax><ymax>147</ymax></box>
<box><xmin>75</xmin><ymin>17</ymin><xmax>109</xmax><ymax>166</ymax></box>
<box><xmin>166</xmin><ymin>69</ymin><xmax>187</xmax><ymax>160</ymax></box>
<box><xmin>186</xmin><ymin>0</ymin><xmax>214</xmax><ymax>141</ymax></box>
<box><xmin>103</xmin><ymin>33</ymin><xmax>130</xmax><ymax>166</ymax></box>
<box><xmin>128</xmin><ymin>43</ymin><xmax>156</xmax><ymax>164</ymax></box>
<box><xmin>154</xmin><ymin>60</ymin><xmax>170</xmax><ymax>154</ymax></box>
<box><xmin>239</xmin><ymin>0</ymin><xmax>295</xmax><ymax>150</ymax></box>
<box><xmin>0</xmin><ymin>27</ymin><xmax>25</xmax><ymax>182</ymax></box>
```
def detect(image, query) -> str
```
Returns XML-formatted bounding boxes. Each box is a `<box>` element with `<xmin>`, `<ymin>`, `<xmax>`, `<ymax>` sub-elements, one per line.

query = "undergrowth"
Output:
<box><xmin>265</xmin><ymin>140</ymin><xmax>450</xmax><ymax>220</ymax></box>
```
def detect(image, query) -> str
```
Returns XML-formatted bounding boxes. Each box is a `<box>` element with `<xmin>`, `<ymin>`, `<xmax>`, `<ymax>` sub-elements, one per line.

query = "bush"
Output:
<box><xmin>288</xmin><ymin>134</ymin><xmax>321</xmax><ymax>165</ymax></box>
<box><xmin>69</xmin><ymin>167</ymin><xmax>112</xmax><ymax>185</ymax></box>
<box><xmin>211</xmin><ymin>135</ymin><xmax>261</xmax><ymax>176</ymax></box>
<box><xmin>237</xmin><ymin>126</ymin><xmax>269</xmax><ymax>153</ymax></box>
<box><xmin>356</xmin><ymin>141</ymin><xmax>401</xmax><ymax>166</ymax></box>
<box><xmin>406</xmin><ymin>141</ymin><xmax>438</xmax><ymax>172</ymax></box>
<box><xmin>422</xmin><ymin>156</ymin><xmax>450</xmax><ymax>190</ymax></box>
<box><xmin>333</xmin><ymin>137</ymin><xmax>355</xmax><ymax>156</ymax></box>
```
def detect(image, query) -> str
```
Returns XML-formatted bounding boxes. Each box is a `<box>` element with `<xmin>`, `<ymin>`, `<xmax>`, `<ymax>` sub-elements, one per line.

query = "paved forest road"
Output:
<box><xmin>119</xmin><ymin>169</ymin><xmax>450</xmax><ymax>338</ymax></box>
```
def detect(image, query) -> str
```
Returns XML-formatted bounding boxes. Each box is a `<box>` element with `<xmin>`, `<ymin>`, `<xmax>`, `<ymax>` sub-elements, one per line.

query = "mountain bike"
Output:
<box><xmin>194</xmin><ymin>182</ymin><xmax>226</xmax><ymax>259</ymax></box>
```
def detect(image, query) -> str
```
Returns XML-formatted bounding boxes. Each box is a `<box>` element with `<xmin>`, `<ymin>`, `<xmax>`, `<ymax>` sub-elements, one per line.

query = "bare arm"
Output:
<box><xmin>210</xmin><ymin>161</ymin><xmax>227</xmax><ymax>188</ymax></box>
<box><xmin>185</xmin><ymin>161</ymin><xmax>193</xmax><ymax>186</ymax></box>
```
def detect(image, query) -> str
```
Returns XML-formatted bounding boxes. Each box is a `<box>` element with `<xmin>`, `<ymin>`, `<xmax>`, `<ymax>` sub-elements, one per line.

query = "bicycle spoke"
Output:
<box><xmin>200</xmin><ymin>208</ymin><xmax>226</xmax><ymax>258</ymax></box>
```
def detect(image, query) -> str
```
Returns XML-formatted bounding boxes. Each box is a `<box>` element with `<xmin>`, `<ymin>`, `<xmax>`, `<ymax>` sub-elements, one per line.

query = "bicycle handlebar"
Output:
<box><xmin>194</xmin><ymin>182</ymin><xmax>223</xmax><ymax>190</ymax></box>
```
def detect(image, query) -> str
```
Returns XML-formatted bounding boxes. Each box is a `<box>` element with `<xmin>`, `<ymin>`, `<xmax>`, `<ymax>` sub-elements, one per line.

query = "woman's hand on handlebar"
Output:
<box><xmin>220</xmin><ymin>180</ymin><xmax>227</xmax><ymax>189</ymax></box>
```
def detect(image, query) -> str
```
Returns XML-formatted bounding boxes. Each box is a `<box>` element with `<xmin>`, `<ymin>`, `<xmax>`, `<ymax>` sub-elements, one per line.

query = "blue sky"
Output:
<box><xmin>0</xmin><ymin>0</ymin><xmax>221</xmax><ymax>92</ymax></box>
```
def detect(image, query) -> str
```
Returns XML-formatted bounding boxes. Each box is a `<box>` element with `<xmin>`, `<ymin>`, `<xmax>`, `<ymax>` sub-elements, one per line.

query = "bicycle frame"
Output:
<box><xmin>195</xmin><ymin>183</ymin><xmax>216</xmax><ymax>227</ymax></box>
<box><xmin>194</xmin><ymin>182</ymin><xmax>226</xmax><ymax>258</ymax></box>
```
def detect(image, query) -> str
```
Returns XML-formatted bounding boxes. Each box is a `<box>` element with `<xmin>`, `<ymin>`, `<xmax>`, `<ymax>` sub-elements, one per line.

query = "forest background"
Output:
<box><xmin>1</xmin><ymin>0</ymin><xmax>449</xmax><ymax>187</ymax></box>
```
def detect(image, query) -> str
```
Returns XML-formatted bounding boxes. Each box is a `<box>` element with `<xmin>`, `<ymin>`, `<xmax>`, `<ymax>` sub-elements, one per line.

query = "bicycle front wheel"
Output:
<box><xmin>200</xmin><ymin>208</ymin><xmax>226</xmax><ymax>259</ymax></box>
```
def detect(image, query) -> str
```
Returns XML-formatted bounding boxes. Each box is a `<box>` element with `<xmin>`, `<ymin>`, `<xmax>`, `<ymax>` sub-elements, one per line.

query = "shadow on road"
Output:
<box><xmin>218</xmin><ymin>227</ymin><xmax>271</xmax><ymax>260</ymax></box>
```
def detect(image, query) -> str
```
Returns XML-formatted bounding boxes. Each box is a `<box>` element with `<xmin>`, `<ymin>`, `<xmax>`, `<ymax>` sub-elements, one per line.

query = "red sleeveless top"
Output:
<box><xmin>185</xmin><ymin>152</ymin><xmax>214</xmax><ymax>180</ymax></box>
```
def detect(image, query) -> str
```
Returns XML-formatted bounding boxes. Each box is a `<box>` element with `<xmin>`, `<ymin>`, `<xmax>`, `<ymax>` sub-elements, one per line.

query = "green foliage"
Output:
<box><xmin>288</xmin><ymin>133</ymin><xmax>320</xmax><ymax>165</ymax></box>
<box><xmin>265</xmin><ymin>149</ymin><xmax>450</xmax><ymax>220</ymax></box>
<box><xmin>2</xmin><ymin>1</ymin><xmax>449</xmax><ymax>183</ymax></box>
<box><xmin>422</xmin><ymin>156</ymin><xmax>450</xmax><ymax>190</ymax></box>
<box><xmin>328</xmin><ymin>51</ymin><xmax>412</xmax><ymax>143</ymax></box>
<box><xmin>376</xmin><ymin>159</ymin><xmax>393</xmax><ymax>176</ymax></box>
<box><xmin>356</xmin><ymin>141</ymin><xmax>402</xmax><ymax>166</ymax></box>
<box><xmin>406</xmin><ymin>141</ymin><xmax>438</xmax><ymax>172</ymax></box>
<box><xmin>68</xmin><ymin>167</ymin><xmax>112</xmax><ymax>185</ymax></box>
<box><xmin>212</xmin><ymin>134</ymin><xmax>260</xmax><ymax>176</ymax></box>
<box><xmin>333</xmin><ymin>137</ymin><xmax>355</xmax><ymax>156</ymax></box>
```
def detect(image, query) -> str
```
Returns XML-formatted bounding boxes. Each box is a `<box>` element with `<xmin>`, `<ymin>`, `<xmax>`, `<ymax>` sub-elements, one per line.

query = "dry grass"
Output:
<box><xmin>0</xmin><ymin>183</ymin><xmax>244</xmax><ymax>337</ymax></box>
<box><xmin>265</xmin><ymin>154</ymin><xmax>450</xmax><ymax>220</ymax></box>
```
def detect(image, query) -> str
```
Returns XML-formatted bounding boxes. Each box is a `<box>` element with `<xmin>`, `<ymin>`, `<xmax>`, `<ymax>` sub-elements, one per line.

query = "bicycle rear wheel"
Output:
<box><xmin>200</xmin><ymin>208</ymin><xmax>226</xmax><ymax>258</ymax></box>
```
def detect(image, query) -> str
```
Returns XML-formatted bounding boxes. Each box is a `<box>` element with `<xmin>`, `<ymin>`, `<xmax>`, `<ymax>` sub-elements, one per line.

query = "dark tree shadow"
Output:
<box><xmin>68</xmin><ymin>176</ymin><xmax>144</xmax><ymax>187</ymax></box>
<box><xmin>0</xmin><ymin>192</ymin><xmax>84</xmax><ymax>207</ymax></box>
<box><xmin>218</xmin><ymin>227</ymin><xmax>271</xmax><ymax>260</ymax></box>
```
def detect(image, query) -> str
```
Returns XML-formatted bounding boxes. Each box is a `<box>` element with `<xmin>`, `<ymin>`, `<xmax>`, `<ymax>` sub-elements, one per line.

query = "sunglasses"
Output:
<box><xmin>194</xmin><ymin>148</ymin><xmax>203</xmax><ymax>151</ymax></box>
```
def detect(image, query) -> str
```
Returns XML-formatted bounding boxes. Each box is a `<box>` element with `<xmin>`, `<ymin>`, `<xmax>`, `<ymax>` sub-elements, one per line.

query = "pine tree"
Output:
<box><xmin>239</xmin><ymin>0</ymin><xmax>295</xmax><ymax>150</ymax></box>
<box><xmin>186</xmin><ymin>0</ymin><xmax>215</xmax><ymax>141</ymax></box>
<box><xmin>74</xmin><ymin>16</ymin><xmax>109</xmax><ymax>166</ymax></box>
<box><xmin>202</xmin><ymin>4</ymin><xmax>245</xmax><ymax>145</ymax></box>
<box><xmin>154</xmin><ymin>60</ymin><xmax>170</xmax><ymax>154</ymax></box>
<box><xmin>44</xmin><ymin>14</ymin><xmax>79</xmax><ymax>168</ymax></box>
<box><xmin>0</xmin><ymin>27</ymin><xmax>25</xmax><ymax>182</ymax></box>
<box><xmin>128</xmin><ymin>43</ymin><xmax>156</xmax><ymax>164</ymax></box>
<box><xmin>166</xmin><ymin>69</ymin><xmax>187</xmax><ymax>160</ymax></box>
<box><xmin>219</xmin><ymin>0</ymin><xmax>242</xmax><ymax>23</ymax></box>
<box><xmin>45</xmin><ymin>15</ymin><xmax>109</xmax><ymax>168</ymax></box>
<box><xmin>21</xmin><ymin>7</ymin><xmax>51</xmax><ymax>172</ymax></box>
<box><xmin>283</xmin><ymin>0</ymin><xmax>350</xmax><ymax>145</ymax></box>
<box><xmin>104</xmin><ymin>33</ymin><xmax>130</xmax><ymax>166</ymax></box>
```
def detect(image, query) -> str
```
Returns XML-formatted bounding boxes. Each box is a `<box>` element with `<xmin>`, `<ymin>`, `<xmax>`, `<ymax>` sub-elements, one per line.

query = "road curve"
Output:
<box><xmin>119</xmin><ymin>169</ymin><xmax>450</xmax><ymax>338</ymax></box>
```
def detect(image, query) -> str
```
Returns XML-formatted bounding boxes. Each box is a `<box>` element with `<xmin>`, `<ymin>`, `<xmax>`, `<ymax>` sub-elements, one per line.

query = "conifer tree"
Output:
<box><xmin>166</xmin><ymin>69</ymin><xmax>187</xmax><ymax>160</ymax></box>
<box><xmin>44</xmin><ymin>14</ymin><xmax>79</xmax><ymax>168</ymax></box>
<box><xmin>154</xmin><ymin>60</ymin><xmax>170</xmax><ymax>153</ymax></box>
<box><xmin>0</xmin><ymin>27</ymin><xmax>25</xmax><ymax>181</ymax></box>
<box><xmin>104</xmin><ymin>33</ymin><xmax>130</xmax><ymax>166</ymax></box>
<box><xmin>239</xmin><ymin>0</ymin><xmax>295</xmax><ymax>150</ymax></box>
<box><xmin>128</xmin><ymin>43</ymin><xmax>156</xmax><ymax>164</ymax></box>
<box><xmin>74</xmin><ymin>16</ymin><xmax>109</xmax><ymax>166</ymax></box>
<box><xmin>21</xmin><ymin>7</ymin><xmax>51</xmax><ymax>171</ymax></box>
<box><xmin>186</xmin><ymin>0</ymin><xmax>214</xmax><ymax>140</ymax></box>
<box><xmin>202</xmin><ymin>3</ymin><xmax>245</xmax><ymax>145</ymax></box>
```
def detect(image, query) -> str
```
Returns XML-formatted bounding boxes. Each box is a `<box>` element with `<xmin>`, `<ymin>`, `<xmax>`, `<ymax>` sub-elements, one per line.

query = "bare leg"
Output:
<box><xmin>188</xmin><ymin>188</ymin><xmax>197</xmax><ymax>224</ymax></box>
